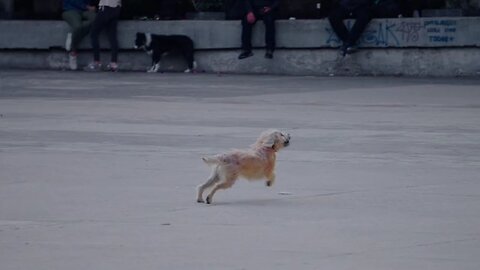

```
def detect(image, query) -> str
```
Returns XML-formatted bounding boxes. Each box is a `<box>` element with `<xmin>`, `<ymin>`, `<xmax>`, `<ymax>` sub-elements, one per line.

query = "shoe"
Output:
<box><xmin>68</xmin><ymin>52</ymin><xmax>77</xmax><ymax>70</ymax></box>
<box><xmin>84</xmin><ymin>62</ymin><xmax>102</xmax><ymax>72</ymax></box>
<box><xmin>265</xmin><ymin>50</ymin><xmax>273</xmax><ymax>59</ymax></box>
<box><xmin>106</xmin><ymin>62</ymin><xmax>118</xmax><ymax>72</ymax></box>
<box><xmin>340</xmin><ymin>44</ymin><xmax>348</xmax><ymax>57</ymax></box>
<box><xmin>238</xmin><ymin>50</ymin><xmax>253</xmax><ymax>60</ymax></box>
<box><xmin>345</xmin><ymin>45</ymin><xmax>358</xmax><ymax>55</ymax></box>
<box><xmin>65</xmin><ymin>33</ymin><xmax>72</xmax><ymax>52</ymax></box>
<box><xmin>340</xmin><ymin>43</ymin><xmax>358</xmax><ymax>56</ymax></box>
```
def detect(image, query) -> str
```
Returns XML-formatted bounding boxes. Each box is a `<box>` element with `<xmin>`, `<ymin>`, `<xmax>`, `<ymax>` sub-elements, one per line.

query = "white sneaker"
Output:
<box><xmin>106</xmin><ymin>62</ymin><xmax>118</xmax><ymax>72</ymax></box>
<box><xmin>68</xmin><ymin>53</ymin><xmax>77</xmax><ymax>70</ymax></box>
<box><xmin>83</xmin><ymin>62</ymin><xmax>102</xmax><ymax>72</ymax></box>
<box><xmin>65</xmin><ymin>33</ymin><xmax>72</xmax><ymax>52</ymax></box>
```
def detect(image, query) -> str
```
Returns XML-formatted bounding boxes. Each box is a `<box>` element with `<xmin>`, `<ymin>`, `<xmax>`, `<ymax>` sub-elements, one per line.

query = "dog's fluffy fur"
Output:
<box><xmin>134</xmin><ymin>32</ymin><xmax>196</xmax><ymax>73</ymax></box>
<box><xmin>197</xmin><ymin>130</ymin><xmax>291</xmax><ymax>204</ymax></box>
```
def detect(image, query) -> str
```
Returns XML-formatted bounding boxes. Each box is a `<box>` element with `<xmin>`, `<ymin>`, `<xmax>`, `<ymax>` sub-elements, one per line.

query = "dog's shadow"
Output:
<box><xmin>211</xmin><ymin>196</ymin><xmax>291</xmax><ymax>207</ymax></box>
<box><xmin>207</xmin><ymin>191</ymin><xmax>350</xmax><ymax>207</ymax></box>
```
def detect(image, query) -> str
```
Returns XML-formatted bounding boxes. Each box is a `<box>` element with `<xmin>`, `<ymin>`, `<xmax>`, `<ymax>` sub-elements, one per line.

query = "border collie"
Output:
<box><xmin>134</xmin><ymin>32</ymin><xmax>196</xmax><ymax>73</ymax></box>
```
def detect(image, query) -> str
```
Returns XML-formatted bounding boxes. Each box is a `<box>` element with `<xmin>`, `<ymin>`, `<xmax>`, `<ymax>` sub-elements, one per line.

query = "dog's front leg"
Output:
<box><xmin>147</xmin><ymin>51</ymin><xmax>161</xmax><ymax>73</ymax></box>
<box><xmin>266</xmin><ymin>172</ymin><xmax>276</xmax><ymax>187</ymax></box>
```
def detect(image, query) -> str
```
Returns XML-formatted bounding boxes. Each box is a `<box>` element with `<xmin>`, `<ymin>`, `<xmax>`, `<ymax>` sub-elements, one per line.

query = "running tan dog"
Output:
<box><xmin>197</xmin><ymin>130</ymin><xmax>291</xmax><ymax>204</ymax></box>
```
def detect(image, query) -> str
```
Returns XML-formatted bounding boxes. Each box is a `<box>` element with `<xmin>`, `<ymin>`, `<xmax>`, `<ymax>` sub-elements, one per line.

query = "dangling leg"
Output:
<box><xmin>328</xmin><ymin>5</ymin><xmax>350</xmax><ymax>44</ymax></box>
<box><xmin>263</xmin><ymin>12</ymin><xmax>276</xmax><ymax>58</ymax></box>
<box><xmin>346</xmin><ymin>7</ymin><xmax>371</xmax><ymax>49</ymax></box>
<box><xmin>239</xmin><ymin>17</ymin><xmax>255</xmax><ymax>59</ymax></box>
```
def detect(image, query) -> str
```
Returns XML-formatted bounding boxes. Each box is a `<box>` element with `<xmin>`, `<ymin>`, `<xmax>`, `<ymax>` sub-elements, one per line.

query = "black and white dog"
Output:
<box><xmin>134</xmin><ymin>32</ymin><xmax>196</xmax><ymax>73</ymax></box>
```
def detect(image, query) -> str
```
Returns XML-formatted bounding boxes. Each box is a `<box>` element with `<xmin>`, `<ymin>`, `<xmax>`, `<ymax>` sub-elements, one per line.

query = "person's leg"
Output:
<box><xmin>82</xmin><ymin>9</ymin><xmax>96</xmax><ymax>27</ymax></box>
<box><xmin>84</xmin><ymin>8</ymin><xmax>110</xmax><ymax>71</ymax></box>
<box><xmin>62</xmin><ymin>10</ymin><xmax>83</xmax><ymax>52</ymax></box>
<box><xmin>77</xmin><ymin>10</ymin><xmax>95</xmax><ymax>39</ymax></box>
<box><xmin>241</xmin><ymin>17</ymin><xmax>254</xmax><ymax>52</ymax></box>
<box><xmin>347</xmin><ymin>7</ymin><xmax>372</xmax><ymax>46</ymax></box>
<box><xmin>327</xmin><ymin>4</ymin><xmax>350</xmax><ymax>44</ymax></box>
<box><xmin>239</xmin><ymin>16</ymin><xmax>255</xmax><ymax>59</ymax></box>
<box><xmin>263</xmin><ymin>12</ymin><xmax>276</xmax><ymax>56</ymax></box>
<box><xmin>105</xmin><ymin>7</ymin><xmax>121</xmax><ymax>64</ymax></box>
<box><xmin>90</xmin><ymin>10</ymin><xmax>107</xmax><ymax>62</ymax></box>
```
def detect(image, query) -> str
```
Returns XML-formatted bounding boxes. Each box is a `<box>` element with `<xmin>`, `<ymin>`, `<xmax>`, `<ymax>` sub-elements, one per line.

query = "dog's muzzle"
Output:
<box><xmin>283</xmin><ymin>134</ymin><xmax>291</xmax><ymax>147</ymax></box>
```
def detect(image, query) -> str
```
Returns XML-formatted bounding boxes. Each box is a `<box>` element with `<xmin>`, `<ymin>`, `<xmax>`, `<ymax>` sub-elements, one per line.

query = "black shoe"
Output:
<box><xmin>345</xmin><ymin>45</ymin><xmax>358</xmax><ymax>55</ymax></box>
<box><xmin>340</xmin><ymin>44</ymin><xmax>348</xmax><ymax>57</ymax></box>
<box><xmin>238</xmin><ymin>50</ymin><xmax>253</xmax><ymax>59</ymax></box>
<box><xmin>265</xmin><ymin>50</ymin><xmax>273</xmax><ymax>59</ymax></box>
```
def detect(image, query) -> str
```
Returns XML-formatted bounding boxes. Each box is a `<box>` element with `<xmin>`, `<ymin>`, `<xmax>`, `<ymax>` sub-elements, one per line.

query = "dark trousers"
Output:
<box><xmin>328</xmin><ymin>4</ymin><xmax>371</xmax><ymax>46</ymax></box>
<box><xmin>62</xmin><ymin>9</ymin><xmax>96</xmax><ymax>52</ymax></box>
<box><xmin>90</xmin><ymin>6</ymin><xmax>121</xmax><ymax>62</ymax></box>
<box><xmin>241</xmin><ymin>9</ymin><xmax>276</xmax><ymax>52</ymax></box>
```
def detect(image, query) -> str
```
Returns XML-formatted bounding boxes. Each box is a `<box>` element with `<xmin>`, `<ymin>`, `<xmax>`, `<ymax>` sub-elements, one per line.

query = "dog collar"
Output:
<box><xmin>266</xmin><ymin>146</ymin><xmax>277</xmax><ymax>153</ymax></box>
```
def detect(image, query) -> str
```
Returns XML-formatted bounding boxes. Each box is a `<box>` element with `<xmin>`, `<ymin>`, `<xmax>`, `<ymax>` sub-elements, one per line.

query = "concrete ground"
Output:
<box><xmin>1</xmin><ymin>70</ymin><xmax>479</xmax><ymax>270</ymax></box>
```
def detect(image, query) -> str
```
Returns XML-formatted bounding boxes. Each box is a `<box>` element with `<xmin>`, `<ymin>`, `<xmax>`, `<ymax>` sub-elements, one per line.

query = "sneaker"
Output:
<box><xmin>340</xmin><ymin>44</ymin><xmax>348</xmax><ymax>57</ymax></box>
<box><xmin>265</xmin><ymin>50</ymin><xmax>274</xmax><ymax>59</ymax></box>
<box><xmin>345</xmin><ymin>45</ymin><xmax>358</xmax><ymax>55</ymax></box>
<box><xmin>106</xmin><ymin>62</ymin><xmax>118</xmax><ymax>72</ymax></box>
<box><xmin>340</xmin><ymin>43</ymin><xmax>358</xmax><ymax>56</ymax></box>
<box><xmin>238</xmin><ymin>50</ymin><xmax>253</xmax><ymax>60</ymax></box>
<box><xmin>65</xmin><ymin>33</ymin><xmax>72</xmax><ymax>52</ymax></box>
<box><xmin>68</xmin><ymin>52</ymin><xmax>77</xmax><ymax>71</ymax></box>
<box><xmin>84</xmin><ymin>62</ymin><xmax>102</xmax><ymax>72</ymax></box>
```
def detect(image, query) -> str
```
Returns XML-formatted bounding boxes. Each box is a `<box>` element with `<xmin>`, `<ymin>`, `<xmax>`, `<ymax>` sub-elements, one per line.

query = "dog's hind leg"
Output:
<box><xmin>206</xmin><ymin>179</ymin><xmax>235</xmax><ymax>204</ymax></box>
<box><xmin>197</xmin><ymin>171</ymin><xmax>220</xmax><ymax>203</ymax></box>
<box><xmin>183</xmin><ymin>49</ymin><xmax>195</xmax><ymax>73</ymax></box>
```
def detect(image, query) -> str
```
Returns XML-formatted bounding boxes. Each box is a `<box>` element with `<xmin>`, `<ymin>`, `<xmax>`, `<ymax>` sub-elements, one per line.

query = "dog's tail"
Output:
<box><xmin>202</xmin><ymin>156</ymin><xmax>221</xmax><ymax>165</ymax></box>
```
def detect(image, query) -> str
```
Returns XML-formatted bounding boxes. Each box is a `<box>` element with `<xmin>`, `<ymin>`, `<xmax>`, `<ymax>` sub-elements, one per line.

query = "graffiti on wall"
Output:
<box><xmin>326</xmin><ymin>19</ymin><xmax>458</xmax><ymax>47</ymax></box>
<box><xmin>424</xmin><ymin>19</ymin><xmax>457</xmax><ymax>43</ymax></box>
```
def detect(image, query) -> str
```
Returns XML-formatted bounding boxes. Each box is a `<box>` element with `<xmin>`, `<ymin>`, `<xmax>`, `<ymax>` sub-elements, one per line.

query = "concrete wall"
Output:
<box><xmin>1</xmin><ymin>18</ymin><xmax>480</xmax><ymax>76</ymax></box>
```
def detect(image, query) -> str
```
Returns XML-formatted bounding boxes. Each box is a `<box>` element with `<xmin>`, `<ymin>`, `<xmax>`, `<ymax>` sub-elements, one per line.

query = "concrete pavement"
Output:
<box><xmin>1</xmin><ymin>71</ymin><xmax>480</xmax><ymax>270</ymax></box>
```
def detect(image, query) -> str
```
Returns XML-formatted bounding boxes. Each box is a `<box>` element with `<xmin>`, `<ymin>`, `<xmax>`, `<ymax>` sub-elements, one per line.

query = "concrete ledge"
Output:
<box><xmin>1</xmin><ymin>18</ymin><xmax>480</xmax><ymax>76</ymax></box>
<box><xmin>1</xmin><ymin>17</ymin><xmax>480</xmax><ymax>50</ymax></box>
<box><xmin>1</xmin><ymin>48</ymin><xmax>479</xmax><ymax>77</ymax></box>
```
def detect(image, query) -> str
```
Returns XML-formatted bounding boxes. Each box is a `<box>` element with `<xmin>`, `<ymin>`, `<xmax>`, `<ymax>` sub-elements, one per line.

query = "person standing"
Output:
<box><xmin>62</xmin><ymin>0</ymin><xmax>97</xmax><ymax>70</ymax></box>
<box><xmin>84</xmin><ymin>0</ymin><xmax>122</xmax><ymax>72</ymax></box>
<box><xmin>238</xmin><ymin>0</ymin><xmax>280</xmax><ymax>60</ymax></box>
<box><xmin>328</xmin><ymin>0</ymin><xmax>373</xmax><ymax>56</ymax></box>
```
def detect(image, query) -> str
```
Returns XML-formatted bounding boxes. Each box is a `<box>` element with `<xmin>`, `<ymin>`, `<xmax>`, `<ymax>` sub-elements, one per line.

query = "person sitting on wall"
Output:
<box><xmin>328</xmin><ymin>0</ymin><xmax>373</xmax><ymax>56</ymax></box>
<box><xmin>238</xmin><ymin>0</ymin><xmax>280</xmax><ymax>60</ymax></box>
<box><xmin>62</xmin><ymin>0</ymin><xmax>98</xmax><ymax>70</ymax></box>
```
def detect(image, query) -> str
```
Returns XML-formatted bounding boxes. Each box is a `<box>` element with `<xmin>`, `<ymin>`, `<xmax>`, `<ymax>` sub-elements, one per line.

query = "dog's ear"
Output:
<box><xmin>261</xmin><ymin>132</ymin><xmax>278</xmax><ymax>148</ymax></box>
